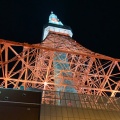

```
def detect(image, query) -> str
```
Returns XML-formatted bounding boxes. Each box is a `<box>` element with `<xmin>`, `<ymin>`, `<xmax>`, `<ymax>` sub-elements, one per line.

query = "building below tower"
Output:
<box><xmin>40</xmin><ymin>90</ymin><xmax>120</xmax><ymax>120</ymax></box>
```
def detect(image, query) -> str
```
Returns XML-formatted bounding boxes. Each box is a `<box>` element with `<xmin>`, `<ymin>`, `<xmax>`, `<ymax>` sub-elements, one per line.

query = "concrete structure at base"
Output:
<box><xmin>40</xmin><ymin>105</ymin><xmax>120</xmax><ymax>120</ymax></box>
<box><xmin>40</xmin><ymin>91</ymin><xmax>120</xmax><ymax>120</ymax></box>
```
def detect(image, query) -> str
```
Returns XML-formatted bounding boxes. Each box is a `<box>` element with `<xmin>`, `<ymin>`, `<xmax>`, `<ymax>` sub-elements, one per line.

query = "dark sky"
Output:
<box><xmin>0</xmin><ymin>0</ymin><xmax>120</xmax><ymax>59</ymax></box>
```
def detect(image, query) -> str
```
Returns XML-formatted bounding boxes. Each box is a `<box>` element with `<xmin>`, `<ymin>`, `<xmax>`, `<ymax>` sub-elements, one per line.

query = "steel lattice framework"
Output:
<box><xmin>0</xmin><ymin>32</ymin><xmax>120</xmax><ymax>99</ymax></box>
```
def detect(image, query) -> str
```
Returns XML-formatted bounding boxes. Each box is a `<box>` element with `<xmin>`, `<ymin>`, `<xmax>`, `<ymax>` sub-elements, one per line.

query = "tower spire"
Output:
<box><xmin>48</xmin><ymin>11</ymin><xmax>63</xmax><ymax>26</ymax></box>
<box><xmin>42</xmin><ymin>11</ymin><xmax>73</xmax><ymax>40</ymax></box>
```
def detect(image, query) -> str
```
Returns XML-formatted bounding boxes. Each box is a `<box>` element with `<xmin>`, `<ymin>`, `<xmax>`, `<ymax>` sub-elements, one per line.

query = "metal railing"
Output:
<box><xmin>41</xmin><ymin>90</ymin><xmax>120</xmax><ymax>111</ymax></box>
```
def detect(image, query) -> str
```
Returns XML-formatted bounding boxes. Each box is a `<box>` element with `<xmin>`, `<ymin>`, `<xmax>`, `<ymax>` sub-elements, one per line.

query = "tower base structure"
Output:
<box><xmin>40</xmin><ymin>90</ymin><xmax>120</xmax><ymax>120</ymax></box>
<box><xmin>0</xmin><ymin>88</ymin><xmax>42</xmax><ymax>120</ymax></box>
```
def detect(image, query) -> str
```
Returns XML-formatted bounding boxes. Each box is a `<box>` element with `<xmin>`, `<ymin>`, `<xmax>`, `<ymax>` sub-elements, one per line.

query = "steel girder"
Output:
<box><xmin>0</xmin><ymin>33</ymin><xmax>120</xmax><ymax>99</ymax></box>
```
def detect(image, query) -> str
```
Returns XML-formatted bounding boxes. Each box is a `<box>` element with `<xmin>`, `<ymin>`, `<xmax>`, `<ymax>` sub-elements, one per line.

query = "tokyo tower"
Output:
<box><xmin>0</xmin><ymin>11</ymin><xmax>120</xmax><ymax>100</ymax></box>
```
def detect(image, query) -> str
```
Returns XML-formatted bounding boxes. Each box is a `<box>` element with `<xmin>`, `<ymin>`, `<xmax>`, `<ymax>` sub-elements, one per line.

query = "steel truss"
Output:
<box><xmin>0</xmin><ymin>32</ymin><xmax>120</xmax><ymax>99</ymax></box>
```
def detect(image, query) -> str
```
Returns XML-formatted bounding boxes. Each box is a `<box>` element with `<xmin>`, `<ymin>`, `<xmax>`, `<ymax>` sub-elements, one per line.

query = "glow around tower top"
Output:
<box><xmin>49</xmin><ymin>11</ymin><xmax>63</xmax><ymax>26</ymax></box>
<box><xmin>42</xmin><ymin>11</ymin><xmax>73</xmax><ymax>40</ymax></box>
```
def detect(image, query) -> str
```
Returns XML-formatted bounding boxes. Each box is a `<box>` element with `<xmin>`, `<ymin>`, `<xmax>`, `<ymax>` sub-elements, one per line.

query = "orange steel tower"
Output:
<box><xmin>0</xmin><ymin>12</ymin><xmax>120</xmax><ymax>100</ymax></box>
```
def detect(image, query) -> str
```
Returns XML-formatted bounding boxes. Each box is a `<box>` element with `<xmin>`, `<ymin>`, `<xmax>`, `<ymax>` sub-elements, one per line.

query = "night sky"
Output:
<box><xmin>0</xmin><ymin>0</ymin><xmax>120</xmax><ymax>59</ymax></box>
